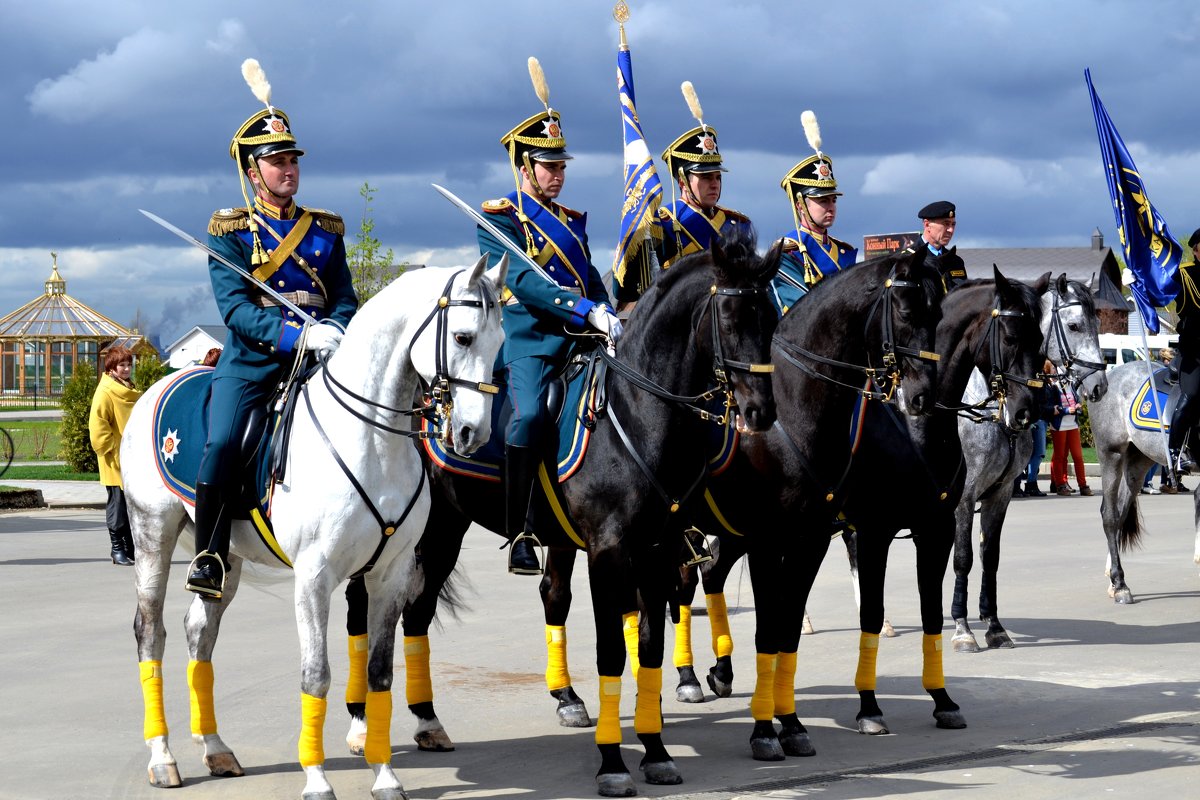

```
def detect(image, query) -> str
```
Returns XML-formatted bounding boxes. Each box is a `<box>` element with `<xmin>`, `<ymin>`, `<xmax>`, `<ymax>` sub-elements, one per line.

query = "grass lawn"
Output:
<box><xmin>1</xmin><ymin>464</ymin><xmax>97</xmax><ymax>481</ymax></box>
<box><xmin>2</xmin><ymin>420</ymin><xmax>62</xmax><ymax>461</ymax></box>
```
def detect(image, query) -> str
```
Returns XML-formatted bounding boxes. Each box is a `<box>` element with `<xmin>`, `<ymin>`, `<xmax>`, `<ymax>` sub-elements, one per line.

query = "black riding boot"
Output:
<box><xmin>1169</xmin><ymin>448</ymin><xmax>1196</xmax><ymax>475</ymax></box>
<box><xmin>186</xmin><ymin>482</ymin><xmax>231</xmax><ymax>600</ymax></box>
<box><xmin>109</xmin><ymin>530</ymin><xmax>134</xmax><ymax>566</ymax></box>
<box><xmin>505</xmin><ymin>445</ymin><xmax>542</xmax><ymax>575</ymax></box>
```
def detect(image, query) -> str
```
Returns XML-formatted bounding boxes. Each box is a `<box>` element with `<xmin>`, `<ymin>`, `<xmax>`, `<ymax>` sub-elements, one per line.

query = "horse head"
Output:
<box><xmin>406</xmin><ymin>253</ymin><xmax>508</xmax><ymax>455</ymax></box>
<box><xmin>884</xmin><ymin>247</ymin><xmax>944</xmax><ymax>417</ymax></box>
<box><xmin>982</xmin><ymin>266</ymin><xmax>1047</xmax><ymax>430</ymax></box>
<box><xmin>706</xmin><ymin>232</ymin><xmax>782</xmax><ymax>432</ymax></box>
<box><xmin>1042</xmin><ymin>272</ymin><xmax>1108</xmax><ymax>402</ymax></box>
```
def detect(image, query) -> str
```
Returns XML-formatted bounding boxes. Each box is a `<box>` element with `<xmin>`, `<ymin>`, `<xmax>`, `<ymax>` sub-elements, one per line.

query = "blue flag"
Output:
<box><xmin>613</xmin><ymin>42</ymin><xmax>662</xmax><ymax>293</ymax></box>
<box><xmin>1085</xmin><ymin>68</ymin><xmax>1181</xmax><ymax>333</ymax></box>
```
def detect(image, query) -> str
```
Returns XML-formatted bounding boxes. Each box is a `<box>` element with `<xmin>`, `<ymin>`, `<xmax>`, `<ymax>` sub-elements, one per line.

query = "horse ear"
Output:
<box><xmin>485</xmin><ymin>252</ymin><xmax>509</xmax><ymax>295</ymax></box>
<box><xmin>993</xmin><ymin>263</ymin><xmax>1019</xmax><ymax>302</ymax></box>
<box><xmin>466</xmin><ymin>252</ymin><xmax>489</xmax><ymax>290</ymax></box>
<box><xmin>1053</xmin><ymin>272</ymin><xmax>1067</xmax><ymax>296</ymax></box>
<box><xmin>762</xmin><ymin>238</ymin><xmax>785</xmax><ymax>283</ymax></box>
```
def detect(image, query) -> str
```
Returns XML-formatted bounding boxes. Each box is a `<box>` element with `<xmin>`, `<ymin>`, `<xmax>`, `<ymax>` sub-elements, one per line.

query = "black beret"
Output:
<box><xmin>918</xmin><ymin>200</ymin><xmax>956</xmax><ymax>220</ymax></box>
<box><xmin>1189</xmin><ymin>227</ymin><xmax>1200</xmax><ymax>249</ymax></box>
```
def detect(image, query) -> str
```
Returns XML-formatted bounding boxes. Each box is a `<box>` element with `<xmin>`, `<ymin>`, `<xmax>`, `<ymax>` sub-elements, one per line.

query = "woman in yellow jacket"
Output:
<box><xmin>89</xmin><ymin>347</ymin><xmax>143</xmax><ymax>565</ymax></box>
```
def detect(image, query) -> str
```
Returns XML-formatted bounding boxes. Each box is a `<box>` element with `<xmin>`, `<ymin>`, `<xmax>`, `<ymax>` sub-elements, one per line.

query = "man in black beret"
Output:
<box><xmin>1164</xmin><ymin>228</ymin><xmax>1200</xmax><ymax>477</ymax></box>
<box><xmin>915</xmin><ymin>200</ymin><xmax>967</xmax><ymax>294</ymax></box>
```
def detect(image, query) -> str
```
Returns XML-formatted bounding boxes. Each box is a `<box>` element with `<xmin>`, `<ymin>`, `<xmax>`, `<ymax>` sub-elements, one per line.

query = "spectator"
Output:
<box><xmin>89</xmin><ymin>347</ymin><xmax>144</xmax><ymax>565</ymax></box>
<box><xmin>201</xmin><ymin>347</ymin><xmax>222</xmax><ymax>367</ymax></box>
<box><xmin>1048</xmin><ymin>369</ymin><xmax>1093</xmax><ymax>496</ymax></box>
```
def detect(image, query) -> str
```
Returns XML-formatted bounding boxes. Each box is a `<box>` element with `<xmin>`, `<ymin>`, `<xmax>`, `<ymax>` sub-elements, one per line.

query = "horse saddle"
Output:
<box><xmin>152</xmin><ymin>367</ymin><xmax>292</xmax><ymax>565</ymax></box>
<box><xmin>1128</xmin><ymin>366</ymin><xmax>1180</xmax><ymax>431</ymax></box>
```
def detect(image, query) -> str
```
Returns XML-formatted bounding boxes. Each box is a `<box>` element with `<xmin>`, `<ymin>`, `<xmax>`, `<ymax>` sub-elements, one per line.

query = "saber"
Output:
<box><xmin>139</xmin><ymin>209</ymin><xmax>319</xmax><ymax>326</ymax></box>
<box><xmin>431</xmin><ymin>183</ymin><xmax>558</xmax><ymax>288</ymax></box>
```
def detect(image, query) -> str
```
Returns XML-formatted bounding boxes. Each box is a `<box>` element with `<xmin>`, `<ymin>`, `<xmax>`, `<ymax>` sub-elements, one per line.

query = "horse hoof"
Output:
<box><xmin>347</xmin><ymin>735</ymin><xmax>365</xmax><ymax>756</ymax></box>
<box><xmin>705</xmin><ymin>670</ymin><xmax>732</xmax><ymax>699</ymax></box>
<box><xmin>801</xmin><ymin>613</ymin><xmax>815</xmax><ymax>635</ymax></box>
<box><xmin>414</xmin><ymin>729</ymin><xmax>455</xmax><ymax>752</ymax></box>
<box><xmin>204</xmin><ymin>751</ymin><xmax>245</xmax><ymax>777</ymax></box>
<box><xmin>882</xmin><ymin>620</ymin><xmax>897</xmax><ymax>638</ymax></box>
<box><xmin>676</xmin><ymin>681</ymin><xmax>705</xmax><ymax>703</ymax></box>
<box><xmin>303</xmin><ymin>792</ymin><xmax>337</xmax><ymax>800</ymax></box>
<box><xmin>1112</xmin><ymin>588</ymin><xmax>1134</xmax><ymax>605</ymax></box>
<box><xmin>557</xmin><ymin>703</ymin><xmax>593</xmax><ymax>728</ymax></box>
<box><xmin>750</xmin><ymin>737</ymin><xmax>785</xmax><ymax>761</ymax></box>
<box><xmin>780</xmin><ymin>731</ymin><xmax>816</xmax><ymax>757</ymax></box>
<box><xmin>858</xmin><ymin>716</ymin><xmax>889</xmax><ymax>735</ymax></box>
<box><xmin>952</xmin><ymin>635</ymin><xmax>981</xmax><ymax>653</ymax></box>
<box><xmin>372</xmin><ymin>788</ymin><xmax>410</xmax><ymax>800</ymax></box>
<box><xmin>596</xmin><ymin>772</ymin><xmax>637</xmax><ymax>797</ymax></box>
<box><xmin>935</xmin><ymin>709</ymin><xmax>968</xmax><ymax>729</ymax></box>
<box><xmin>640</xmin><ymin>759</ymin><xmax>682</xmax><ymax>785</ymax></box>
<box><xmin>985</xmin><ymin>632</ymin><xmax>1015</xmax><ymax>649</ymax></box>
<box><xmin>147</xmin><ymin>762</ymin><xmax>181</xmax><ymax>788</ymax></box>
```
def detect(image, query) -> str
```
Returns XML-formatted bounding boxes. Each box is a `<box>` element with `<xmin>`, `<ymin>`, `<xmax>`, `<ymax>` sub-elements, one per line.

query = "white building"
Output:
<box><xmin>165</xmin><ymin>325</ymin><xmax>227</xmax><ymax>369</ymax></box>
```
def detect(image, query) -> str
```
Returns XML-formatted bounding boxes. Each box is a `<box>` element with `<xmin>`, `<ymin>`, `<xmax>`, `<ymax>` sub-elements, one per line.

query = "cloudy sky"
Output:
<box><xmin>3</xmin><ymin>0</ymin><xmax>1200</xmax><ymax>347</ymax></box>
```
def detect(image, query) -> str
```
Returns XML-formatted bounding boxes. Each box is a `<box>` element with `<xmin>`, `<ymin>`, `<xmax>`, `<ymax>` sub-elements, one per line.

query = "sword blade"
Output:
<box><xmin>430</xmin><ymin>184</ymin><xmax>558</xmax><ymax>288</ymax></box>
<box><xmin>139</xmin><ymin>208</ymin><xmax>318</xmax><ymax>326</ymax></box>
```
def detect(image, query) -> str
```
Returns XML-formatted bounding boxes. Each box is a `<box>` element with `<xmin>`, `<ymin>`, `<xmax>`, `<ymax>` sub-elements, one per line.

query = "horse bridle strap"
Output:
<box><xmin>940</xmin><ymin>301</ymin><xmax>1045</xmax><ymax>423</ymax></box>
<box><xmin>303</xmin><ymin>381</ymin><xmax>427</xmax><ymax>576</ymax></box>
<box><xmin>606</xmin><ymin>399</ymin><xmax>709</xmax><ymax>516</ymax></box>
<box><xmin>707</xmin><ymin>285</ymin><xmax>776</xmax><ymax>380</ymax></box>
<box><xmin>1047</xmin><ymin>291</ymin><xmax>1106</xmax><ymax>378</ymax></box>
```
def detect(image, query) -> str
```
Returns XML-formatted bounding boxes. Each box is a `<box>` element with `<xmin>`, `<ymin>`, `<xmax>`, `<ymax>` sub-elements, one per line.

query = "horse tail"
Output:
<box><xmin>430</xmin><ymin>563</ymin><xmax>468</xmax><ymax>627</ymax></box>
<box><xmin>1118</xmin><ymin>493</ymin><xmax>1144</xmax><ymax>553</ymax></box>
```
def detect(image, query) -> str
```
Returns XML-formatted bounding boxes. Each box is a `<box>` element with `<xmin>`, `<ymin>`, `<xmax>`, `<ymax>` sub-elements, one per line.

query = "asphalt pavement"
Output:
<box><xmin>0</xmin><ymin>491</ymin><xmax>1197</xmax><ymax>800</ymax></box>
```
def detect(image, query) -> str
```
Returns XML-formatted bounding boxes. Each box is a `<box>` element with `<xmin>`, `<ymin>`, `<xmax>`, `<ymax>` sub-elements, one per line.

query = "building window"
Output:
<box><xmin>50</xmin><ymin>340</ymin><xmax>73</xmax><ymax>394</ymax></box>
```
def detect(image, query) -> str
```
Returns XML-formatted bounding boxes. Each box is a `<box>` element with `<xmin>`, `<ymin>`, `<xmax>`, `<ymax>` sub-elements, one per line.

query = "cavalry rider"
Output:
<box><xmin>612</xmin><ymin>82</ymin><xmax>750</xmax><ymax>309</ymax></box>
<box><xmin>772</xmin><ymin>118</ymin><xmax>858</xmax><ymax>315</ymax></box>
<box><xmin>1165</xmin><ymin>228</ymin><xmax>1200</xmax><ymax>474</ymax></box>
<box><xmin>186</xmin><ymin>60</ymin><xmax>358</xmax><ymax>600</ymax></box>
<box><xmin>479</xmin><ymin>58</ymin><xmax>622</xmax><ymax>575</ymax></box>
<box><xmin>913</xmin><ymin>200</ymin><xmax>968</xmax><ymax>294</ymax></box>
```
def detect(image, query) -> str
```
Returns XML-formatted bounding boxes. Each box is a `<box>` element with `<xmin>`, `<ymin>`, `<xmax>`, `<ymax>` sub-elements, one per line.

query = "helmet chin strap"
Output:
<box><xmin>521</xmin><ymin>152</ymin><xmax>546</xmax><ymax>197</ymax></box>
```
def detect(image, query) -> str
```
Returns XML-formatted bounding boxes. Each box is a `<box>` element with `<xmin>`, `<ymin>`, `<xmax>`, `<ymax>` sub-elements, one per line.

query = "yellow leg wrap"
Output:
<box><xmin>299</xmin><ymin>693</ymin><xmax>327</xmax><ymax>768</ymax></box>
<box><xmin>672</xmin><ymin>606</ymin><xmax>694</xmax><ymax>668</ymax></box>
<box><xmin>140</xmin><ymin>660</ymin><xmax>167</xmax><ymax>741</ymax></box>
<box><xmin>854</xmin><ymin>633</ymin><xmax>880</xmax><ymax>692</ymax></box>
<box><xmin>705</xmin><ymin>593</ymin><xmax>733</xmax><ymax>659</ymax></box>
<box><xmin>364</xmin><ymin>690</ymin><xmax>392</xmax><ymax>765</ymax></box>
<box><xmin>403</xmin><ymin>635</ymin><xmax>433</xmax><ymax>706</ymax></box>
<box><xmin>921</xmin><ymin>633</ymin><xmax>945</xmax><ymax>690</ymax></box>
<box><xmin>187</xmin><ymin>660</ymin><xmax>216</xmax><ymax>736</ymax></box>
<box><xmin>595</xmin><ymin>675</ymin><xmax>622</xmax><ymax>745</ymax></box>
<box><xmin>773</xmin><ymin>651</ymin><xmax>797</xmax><ymax>717</ymax></box>
<box><xmin>622</xmin><ymin>612</ymin><xmax>641</xmax><ymax>678</ymax></box>
<box><xmin>545</xmin><ymin>625</ymin><xmax>571</xmax><ymax>691</ymax></box>
<box><xmin>633</xmin><ymin>667</ymin><xmax>663</xmax><ymax>734</ymax></box>
<box><xmin>345</xmin><ymin>634</ymin><xmax>368</xmax><ymax>705</ymax></box>
<box><xmin>750</xmin><ymin>652</ymin><xmax>778</xmax><ymax>721</ymax></box>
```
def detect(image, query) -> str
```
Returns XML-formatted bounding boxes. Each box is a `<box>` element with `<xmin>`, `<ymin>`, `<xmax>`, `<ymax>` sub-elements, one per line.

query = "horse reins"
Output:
<box><xmin>1043</xmin><ymin>286</ymin><xmax>1105</xmax><ymax>389</ymax></box>
<box><xmin>943</xmin><ymin>299</ymin><xmax>1044</xmax><ymax>424</ymax></box>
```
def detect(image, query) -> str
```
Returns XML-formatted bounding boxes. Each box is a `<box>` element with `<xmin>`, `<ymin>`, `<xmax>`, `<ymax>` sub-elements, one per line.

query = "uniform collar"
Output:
<box><xmin>922</xmin><ymin>235</ymin><xmax>943</xmax><ymax>256</ymax></box>
<box><xmin>254</xmin><ymin>196</ymin><xmax>297</xmax><ymax>220</ymax></box>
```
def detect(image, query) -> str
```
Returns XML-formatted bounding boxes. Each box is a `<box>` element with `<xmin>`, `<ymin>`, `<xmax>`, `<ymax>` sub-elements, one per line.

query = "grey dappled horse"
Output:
<box><xmin>1087</xmin><ymin>359</ymin><xmax>1200</xmax><ymax>603</ymax></box>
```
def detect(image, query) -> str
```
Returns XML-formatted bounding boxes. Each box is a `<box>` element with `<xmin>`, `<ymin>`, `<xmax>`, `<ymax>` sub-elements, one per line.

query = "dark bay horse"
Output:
<box><xmin>1086</xmin><ymin>359</ymin><xmax>1200</xmax><ymax>603</ymax></box>
<box><xmin>950</xmin><ymin>274</ymin><xmax>1108</xmax><ymax>651</ymax></box>
<box><xmin>352</xmin><ymin>230</ymin><xmax>782</xmax><ymax>797</ymax></box>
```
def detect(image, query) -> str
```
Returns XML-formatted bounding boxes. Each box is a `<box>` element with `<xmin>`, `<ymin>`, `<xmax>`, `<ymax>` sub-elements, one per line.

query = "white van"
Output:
<box><xmin>1097</xmin><ymin>333</ymin><xmax>1176</xmax><ymax>371</ymax></box>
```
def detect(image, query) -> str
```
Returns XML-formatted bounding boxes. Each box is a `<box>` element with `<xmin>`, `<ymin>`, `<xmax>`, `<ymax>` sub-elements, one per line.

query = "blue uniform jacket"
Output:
<box><xmin>206</xmin><ymin>200</ymin><xmax>359</xmax><ymax>382</ymax></box>
<box><xmin>772</xmin><ymin>227</ymin><xmax>858</xmax><ymax>315</ymax></box>
<box><xmin>652</xmin><ymin>199</ymin><xmax>752</xmax><ymax>271</ymax></box>
<box><xmin>478</xmin><ymin>191</ymin><xmax>611</xmax><ymax>365</ymax></box>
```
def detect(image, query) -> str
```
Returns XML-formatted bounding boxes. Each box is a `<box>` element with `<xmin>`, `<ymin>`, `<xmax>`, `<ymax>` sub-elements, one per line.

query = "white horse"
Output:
<box><xmin>124</xmin><ymin>256</ymin><xmax>506</xmax><ymax>800</ymax></box>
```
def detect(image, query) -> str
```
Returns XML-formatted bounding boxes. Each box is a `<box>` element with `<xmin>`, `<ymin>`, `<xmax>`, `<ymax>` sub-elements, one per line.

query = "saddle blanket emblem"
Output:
<box><xmin>152</xmin><ymin>367</ymin><xmax>291</xmax><ymax>566</ymax></box>
<box><xmin>1129</xmin><ymin>375</ymin><xmax>1173</xmax><ymax>432</ymax></box>
<box><xmin>420</xmin><ymin>367</ymin><xmax>742</xmax><ymax>482</ymax></box>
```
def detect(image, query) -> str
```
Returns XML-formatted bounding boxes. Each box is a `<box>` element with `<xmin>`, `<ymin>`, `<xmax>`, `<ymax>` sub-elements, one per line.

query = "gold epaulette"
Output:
<box><xmin>482</xmin><ymin>198</ymin><xmax>514</xmax><ymax>214</ymax></box>
<box><xmin>721</xmin><ymin>206</ymin><xmax>751</xmax><ymax>224</ymax></box>
<box><xmin>829</xmin><ymin>235</ymin><xmax>854</xmax><ymax>252</ymax></box>
<box><xmin>208</xmin><ymin>208</ymin><xmax>250</xmax><ymax>236</ymax></box>
<box><xmin>556</xmin><ymin>203</ymin><xmax>583</xmax><ymax>219</ymax></box>
<box><xmin>307</xmin><ymin>209</ymin><xmax>345</xmax><ymax>236</ymax></box>
<box><xmin>656</xmin><ymin>206</ymin><xmax>675</xmax><ymax>221</ymax></box>
<box><xmin>780</xmin><ymin>236</ymin><xmax>802</xmax><ymax>253</ymax></box>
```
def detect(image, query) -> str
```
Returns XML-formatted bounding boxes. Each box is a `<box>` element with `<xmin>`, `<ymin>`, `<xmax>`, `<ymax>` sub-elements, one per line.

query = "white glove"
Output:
<box><xmin>302</xmin><ymin>322</ymin><xmax>344</xmax><ymax>357</ymax></box>
<box><xmin>587</xmin><ymin>306</ymin><xmax>624</xmax><ymax>342</ymax></box>
<box><xmin>1121</xmin><ymin>267</ymin><xmax>1136</xmax><ymax>286</ymax></box>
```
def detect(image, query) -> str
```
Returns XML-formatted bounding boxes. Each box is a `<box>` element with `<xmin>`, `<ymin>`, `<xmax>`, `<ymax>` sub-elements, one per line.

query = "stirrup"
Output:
<box><xmin>682</xmin><ymin>528</ymin><xmax>713</xmax><ymax>567</ymax></box>
<box><xmin>508</xmin><ymin>532</ymin><xmax>544</xmax><ymax>575</ymax></box>
<box><xmin>185</xmin><ymin>551</ymin><xmax>227</xmax><ymax>601</ymax></box>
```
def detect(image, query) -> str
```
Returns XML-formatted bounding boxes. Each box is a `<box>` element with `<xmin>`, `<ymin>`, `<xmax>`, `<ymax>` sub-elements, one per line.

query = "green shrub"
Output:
<box><xmin>59</xmin><ymin>361</ymin><xmax>98</xmax><ymax>473</ymax></box>
<box><xmin>134</xmin><ymin>352</ymin><xmax>167</xmax><ymax>392</ymax></box>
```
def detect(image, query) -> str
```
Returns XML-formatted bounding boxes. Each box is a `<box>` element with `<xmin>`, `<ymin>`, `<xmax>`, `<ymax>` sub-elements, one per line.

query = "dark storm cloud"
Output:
<box><xmin>3</xmin><ymin>1</ymin><xmax>1200</xmax><ymax>327</ymax></box>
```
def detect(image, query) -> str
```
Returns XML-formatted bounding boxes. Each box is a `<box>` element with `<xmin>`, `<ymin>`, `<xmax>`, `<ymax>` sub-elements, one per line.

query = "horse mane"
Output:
<box><xmin>651</xmin><ymin>224</ymin><xmax>772</xmax><ymax>295</ymax></box>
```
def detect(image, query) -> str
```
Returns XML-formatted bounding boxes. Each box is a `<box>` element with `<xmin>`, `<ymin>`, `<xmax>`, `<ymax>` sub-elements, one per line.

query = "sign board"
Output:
<box><xmin>863</xmin><ymin>231</ymin><xmax>921</xmax><ymax>260</ymax></box>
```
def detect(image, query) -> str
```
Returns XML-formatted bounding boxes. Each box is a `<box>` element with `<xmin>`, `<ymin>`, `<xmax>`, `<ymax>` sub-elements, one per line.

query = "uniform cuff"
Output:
<box><xmin>278</xmin><ymin>320</ymin><xmax>304</xmax><ymax>353</ymax></box>
<box><xmin>574</xmin><ymin>297</ymin><xmax>597</xmax><ymax>324</ymax></box>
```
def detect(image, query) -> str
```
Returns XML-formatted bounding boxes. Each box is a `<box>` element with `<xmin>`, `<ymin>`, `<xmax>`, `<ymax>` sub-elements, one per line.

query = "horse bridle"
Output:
<box><xmin>316</xmin><ymin>269</ymin><xmax>500</xmax><ymax>442</ymax></box>
<box><xmin>947</xmin><ymin>298</ymin><xmax>1045</xmax><ymax>424</ymax></box>
<box><xmin>597</xmin><ymin>284</ymin><xmax>775</xmax><ymax>427</ymax></box>
<box><xmin>772</xmin><ymin>267</ymin><xmax>941</xmax><ymax>400</ymax></box>
<box><xmin>1043</xmin><ymin>286</ymin><xmax>1105</xmax><ymax>389</ymax></box>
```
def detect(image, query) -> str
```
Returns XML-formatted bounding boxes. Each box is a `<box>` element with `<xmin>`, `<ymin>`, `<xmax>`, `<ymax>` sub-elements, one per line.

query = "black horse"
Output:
<box><xmin>348</xmin><ymin>229</ymin><xmax>782</xmax><ymax>797</ymax></box>
<box><xmin>674</xmin><ymin>268</ymin><xmax>1048</xmax><ymax>755</ymax></box>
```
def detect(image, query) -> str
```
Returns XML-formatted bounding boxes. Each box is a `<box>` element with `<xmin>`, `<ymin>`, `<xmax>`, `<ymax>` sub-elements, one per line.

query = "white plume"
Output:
<box><xmin>528</xmin><ymin>57</ymin><xmax>550</xmax><ymax>110</ymax></box>
<box><xmin>801</xmin><ymin>110</ymin><xmax>823</xmax><ymax>155</ymax></box>
<box><xmin>241</xmin><ymin>58</ymin><xmax>273</xmax><ymax>111</ymax></box>
<box><xmin>681</xmin><ymin>81</ymin><xmax>704</xmax><ymax>125</ymax></box>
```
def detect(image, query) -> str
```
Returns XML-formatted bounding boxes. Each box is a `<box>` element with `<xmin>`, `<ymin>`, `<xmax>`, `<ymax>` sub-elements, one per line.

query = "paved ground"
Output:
<box><xmin>0</xmin><ymin>491</ymin><xmax>1197</xmax><ymax>800</ymax></box>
